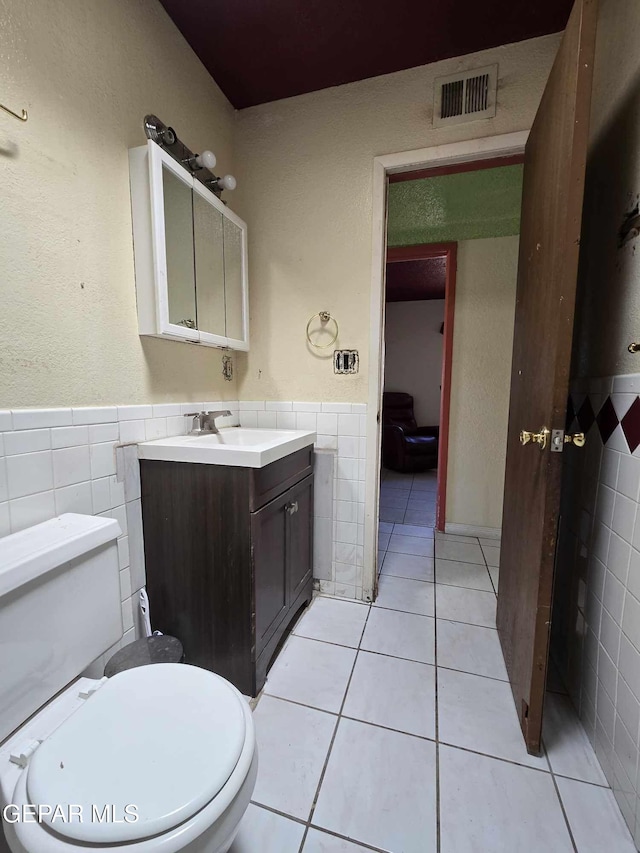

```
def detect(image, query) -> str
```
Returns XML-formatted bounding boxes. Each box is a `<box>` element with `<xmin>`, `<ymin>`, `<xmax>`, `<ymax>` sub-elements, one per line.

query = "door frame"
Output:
<box><xmin>385</xmin><ymin>242</ymin><xmax>457</xmax><ymax>532</ymax></box>
<box><xmin>363</xmin><ymin>131</ymin><xmax>528</xmax><ymax>602</ymax></box>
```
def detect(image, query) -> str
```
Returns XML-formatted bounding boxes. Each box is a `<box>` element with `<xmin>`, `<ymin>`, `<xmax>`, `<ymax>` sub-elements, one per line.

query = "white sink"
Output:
<box><xmin>137</xmin><ymin>428</ymin><xmax>316</xmax><ymax>469</ymax></box>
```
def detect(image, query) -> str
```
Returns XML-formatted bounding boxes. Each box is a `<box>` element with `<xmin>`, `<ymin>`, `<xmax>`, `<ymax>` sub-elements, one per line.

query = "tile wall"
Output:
<box><xmin>555</xmin><ymin>372</ymin><xmax>640</xmax><ymax>848</ymax></box>
<box><xmin>0</xmin><ymin>399</ymin><xmax>368</xmax><ymax>669</ymax></box>
<box><xmin>0</xmin><ymin>401</ymin><xmax>241</xmax><ymax>673</ymax></box>
<box><xmin>237</xmin><ymin>401</ymin><xmax>368</xmax><ymax>601</ymax></box>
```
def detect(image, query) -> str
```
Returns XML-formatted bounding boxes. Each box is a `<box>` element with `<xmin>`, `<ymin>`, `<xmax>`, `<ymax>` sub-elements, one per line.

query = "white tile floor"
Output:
<box><xmin>230</xmin><ymin>469</ymin><xmax>637</xmax><ymax>852</ymax></box>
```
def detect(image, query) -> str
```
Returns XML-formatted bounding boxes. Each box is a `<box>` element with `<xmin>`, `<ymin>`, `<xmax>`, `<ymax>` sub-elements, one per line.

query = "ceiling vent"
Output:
<box><xmin>433</xmin><ymin>65</ymin><xmax>498</xmax><ymax>127</ymax></box>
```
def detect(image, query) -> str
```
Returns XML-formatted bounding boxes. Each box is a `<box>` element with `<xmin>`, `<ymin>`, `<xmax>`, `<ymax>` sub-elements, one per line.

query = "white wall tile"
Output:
<box><xmin>90</xmin><ymin>442</ymin><xmax>117</xmax><ymax>479</ymax></box>
<box><xmin>166</xmin><ymin>415</ymin><xmax>185</xmax><ymax>436</ymax></box>
<box><xmin>12</xmin><ymin>409</ymin><xmax>72</xmax><ymax>430</ymax></box>
<box><xmin>89</xmin><ymin>423</ymin><xmax>119</xmax><ymax>444</ymax></box>
<box><xmin>257</xmin><ymin>411</ymin><xmax>277</xmax><ymax>429</ymax></box>
<box><xmin>54</xmin><ymin>481</ymin><xmax>93</xmax><ymax>515</ymax></box>
<box><xmin>72</xmin><ymin>407</ymin><xmax>117</xmax><ymax>425</ymax></box>
<box><xmin>117</xmin><ymin>536</ymin><xmax>130</xmax><ymax>570</ymax></box>
<box><xmin>351</xmin><ymin>403</ymin><xmax>367</xmax><ymax>414</ymax></box>
<box><xmin>109</xmin><ymin>475</ymin><xmax>125</xmax><ymax>509</ymax></box>
<box><xmin>338</xmin><ymin>414</ymin><xmax>359</xmax><ymax>436</ymax></box>
<box><xmin>91</xmin><ymin>477</ymin><xmax>111</xmax><ymax>514</ymax></box>
<box><xmin>0</xmin><ymin>458</ymin><xmax>9</xmax><ymax>503</ymax></box>
<box><xmin>9</xmin><ymin>491</ymin><xmax>55</xmax><ymax>532</ymax></box>
<box><xmin>609</xmin><ymin>533</ymin><xmax>632</xmax><ymax>585</ymax></box>
<box><xmin>321</xmin><ymin>403</ymin><xmax>352</xmax><ymax>413</ymax></box>
<box><xmin>338</xmin><ymin>436</ymin><xmax>359</xmax><ymax>458</ymax></box>
<box><xmin>296</xmin><ymin>412</ymin><xmax>317</xmax><ymax>431</ymax></box>
<box><xmin>126</xmin><ymin>498</ymin><xmax>146</xmax><ymax>593</ymax></box>
<box><xmin>119</xmin><ymin>420</ymin><xmax>146</xmax><ymax>444</ymax></box>
<box><xmin>51</xmin><ymin>425</ymin><xmax>89</xmax><ymax>449</ymax></box>
<box><xmin>0</xmin><ymin>502</ymin><xmax>9</xmax><ymax>537</ymax></box>
<box><xmin>265</xmin><ymin>401</ymin><xmax>293</xmax><ymax>411</ymax></box>
<box><xmin>317</xmin><ymin>413</ymin><xmax>338</xmax><ymax>435</ymax></box>
<box><xmin>276</xmin><ymin>412</ymin><xmax>296</xmax><ymax>430</ymax></box>
<box><xmin>316</xmin><ymin>434</ymin><xmax>338</xmax><ymax>451</ymax></box>
<box><xmin>53</xmin><ymin>445</ymin><xmax>91</xmax><ymax>488</ymax></box>
<box><xmin>239</xmin><ymin>400</ymin><xmax>266</xmax><ymax>411</ymax></box>
<box><xmin>152</xmin><ymin>403</ymin><xmax>182</xmax><ymax>418</ymax></box>
<box><xmin>293</xmin><ymin>402</ymin><xmax>322</xmax><ymax>412</ymax></box>
<box><xmin>4</xmin><ymin>429</ymin><xmax>51</xmax><ymax>456</ymax></box>
<box><xmin>144</xmin><ymin>418</ymin><xmax>168</xmax><ymax>440</ymax></box>
<box><xmin>117</xmin><ymin>405</ymin><xmax>153</xmax><ymax>421</ymax></box>
<box><xmin>0</xmin><ymin>411</ymin><xmax>13</xmax><ymax>431</ymax></box>
<box><xmin>613</xmin><ymin>494</ymin><xmax>637</xmax><ymax>544</ymax></box>
<box><xmin>240</xmin><ymin>410</ymin><xmax>258</xmax><ymax>428</ymax></box>
<box><xmin>6</xmin><ymin>452</ymin><xmax>53</xmax><ymax>499</ymax></box>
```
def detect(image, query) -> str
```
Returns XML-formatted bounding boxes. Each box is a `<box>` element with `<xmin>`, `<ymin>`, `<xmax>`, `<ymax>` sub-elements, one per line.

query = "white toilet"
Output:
<box><xmin>0</xmin><ymin>513</ymin><xmax>257</xmax><ymax>853</ymax></box>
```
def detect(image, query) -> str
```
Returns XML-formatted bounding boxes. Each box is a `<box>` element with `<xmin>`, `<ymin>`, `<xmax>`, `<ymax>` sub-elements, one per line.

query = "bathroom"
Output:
<box><xmin>2</xmin><ymin>0</ymin><xmax>640</xmax><ymax>850</ymax></box>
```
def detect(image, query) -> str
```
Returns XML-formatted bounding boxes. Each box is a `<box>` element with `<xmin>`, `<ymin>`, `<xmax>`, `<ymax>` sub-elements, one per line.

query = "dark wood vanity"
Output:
<box><xmin>140</xmin><ymin>446</ymin><xmax>314</xmax><ymax>696</ymax></box>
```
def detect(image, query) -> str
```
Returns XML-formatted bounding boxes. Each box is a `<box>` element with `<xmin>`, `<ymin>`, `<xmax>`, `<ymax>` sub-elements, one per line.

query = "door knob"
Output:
<box><xmin>519</xmin><ymin>426</ymin><xmax>550</xmax><ymax>450</ymax></box>
<box><xmin>285</xmin><ymin>500</ymin><xmax>299</xmax><ymax>515</ymax></box>
<box><xmin>564</xmin><ymin>432</ymin><xmax>585</xmax><ymax>447</ymax></box>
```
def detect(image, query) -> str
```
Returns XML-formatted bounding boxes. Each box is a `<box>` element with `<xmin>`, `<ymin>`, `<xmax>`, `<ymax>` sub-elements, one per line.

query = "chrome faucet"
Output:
<box><xmin>185</xmin><ymin>410</ymin><xmax>232</xmax><ymax>435</ymax></box>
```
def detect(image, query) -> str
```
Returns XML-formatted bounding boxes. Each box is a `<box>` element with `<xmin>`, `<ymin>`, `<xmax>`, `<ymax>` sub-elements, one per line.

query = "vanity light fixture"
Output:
<box><xmin>143</xmin><ymin>114</ymin><xmax>237</xmax><ymax>199</ymax></box>
<box><xmin>183</xmin><ymin>149</ymin><xmax>217</xmax><ymax>172</ymax></box>
<box><xmin>207</xmin><ymin>174</ymin><xmax>237</xmax><ymax>192</ymax></box>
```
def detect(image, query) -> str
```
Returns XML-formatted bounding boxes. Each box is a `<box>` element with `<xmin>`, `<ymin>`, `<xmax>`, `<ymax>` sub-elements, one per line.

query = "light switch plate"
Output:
<box><xmin>334</xmin><ymin>350</ymin><xmax>359</xmax><ymax>374</ymax></box>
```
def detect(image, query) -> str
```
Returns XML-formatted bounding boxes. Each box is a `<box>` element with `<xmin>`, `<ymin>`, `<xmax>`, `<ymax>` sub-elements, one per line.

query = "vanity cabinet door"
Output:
<box><xmin>252</xmin><ymin>491</ymin><xmax>289</xmax><ymax>656</ymax></box>
<box><xmin>286</xmin><ymin>475</ymin><xmax>314</xmax><ymax>603</ymax></box>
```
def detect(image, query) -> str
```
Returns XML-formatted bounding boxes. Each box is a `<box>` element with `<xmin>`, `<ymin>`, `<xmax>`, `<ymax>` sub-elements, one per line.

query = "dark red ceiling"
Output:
<box><xmin>386</xmin><ymin>259</ymin><xmax>446</xmax><ymax>303</ymax></box>
<box><xmin>159</xmin><ymin>0</ymin><xmax>572</xmax><ymax>109</ymax></box>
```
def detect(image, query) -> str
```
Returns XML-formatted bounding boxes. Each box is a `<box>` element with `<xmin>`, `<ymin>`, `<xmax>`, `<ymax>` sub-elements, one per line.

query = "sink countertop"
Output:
<box><xmin>137</xmin><ymin>427</ymin><xmax>316</xmax><ymax>469</ymax></box>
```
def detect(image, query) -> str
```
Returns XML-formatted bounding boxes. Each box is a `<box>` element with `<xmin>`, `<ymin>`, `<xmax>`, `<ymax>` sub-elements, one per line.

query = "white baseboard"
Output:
<box><xmin>444</xmin><ymin>523</ymin><xmax>501</xmax><ymax>539</ymax></box>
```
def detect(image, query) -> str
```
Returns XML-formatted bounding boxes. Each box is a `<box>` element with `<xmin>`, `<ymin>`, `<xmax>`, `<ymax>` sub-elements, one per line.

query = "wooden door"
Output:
<box><xmin>252</xmin><ymin>492</ymin><xmax>289</xmax><ymax>655</ymax></box>
<box><xmin>287</xmin><ymin>475</ymin><xmax>314</xmax><ymax>602</ymax></box>
<box><xmin>497</xmin><ymin>0</ymin><xmax>598</xmax><ymax>754</ymax></box>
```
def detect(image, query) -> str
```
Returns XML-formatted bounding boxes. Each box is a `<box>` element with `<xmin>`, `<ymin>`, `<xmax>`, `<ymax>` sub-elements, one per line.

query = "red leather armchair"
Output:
<box><xmin>382</xmin><ymin>392</ymin><xmax>439</xmax><ymax>473</ymax></box>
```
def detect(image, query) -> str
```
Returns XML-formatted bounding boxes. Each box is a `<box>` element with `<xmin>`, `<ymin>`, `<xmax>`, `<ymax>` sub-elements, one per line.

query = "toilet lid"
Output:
<box><xmin>25</xmin><ymin>664</ymin><xmax>247</xmax><ymax>844</ymax></box>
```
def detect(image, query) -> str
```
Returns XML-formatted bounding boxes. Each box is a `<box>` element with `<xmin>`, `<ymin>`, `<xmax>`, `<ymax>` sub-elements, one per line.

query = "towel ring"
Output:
<box><xmin>306</xmin><ymin>311</ymin><xmax>339</xmax><ymax>349</ymax></box>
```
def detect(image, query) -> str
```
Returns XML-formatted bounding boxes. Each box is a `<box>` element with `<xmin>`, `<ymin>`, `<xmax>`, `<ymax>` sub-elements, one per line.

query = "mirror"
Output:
<box><xmin>224</xmin><ymin>218</ymin><xmax>244</xmax><ymax>342</ymax></box>
<box><xmin>162</xmin><ymin>163</ymin><xmax>197</xmax><ymax>330</ymax></box>
<box><xmin>193</xmin><ymin>191</ymin><xmax>226</xmax><ymax>338</ymax></box>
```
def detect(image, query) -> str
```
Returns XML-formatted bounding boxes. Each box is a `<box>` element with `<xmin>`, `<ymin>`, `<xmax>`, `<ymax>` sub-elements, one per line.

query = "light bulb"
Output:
<box><xmin>196</xmin><ymin>150</ymin><xmax>217</xmax><ymax>169</ymax></box>
<box><xmin>219</xmin><ymin>174</ymin><xmax>237</xmax><ymax>191</ymax></box>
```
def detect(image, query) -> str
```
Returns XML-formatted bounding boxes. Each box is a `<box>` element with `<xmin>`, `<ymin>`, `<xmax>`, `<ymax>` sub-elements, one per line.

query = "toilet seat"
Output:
<box><xmin>12</xmin><ymin>664</ymin><xmax>250</xmax><ymax>847</ymax></box>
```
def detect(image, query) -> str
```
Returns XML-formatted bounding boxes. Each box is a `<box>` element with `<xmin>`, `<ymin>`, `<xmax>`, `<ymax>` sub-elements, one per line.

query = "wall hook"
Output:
<box><xmin>0</xmin><ymin>101</ymin><xmax>28</xmax><ymax>122</ymax></box>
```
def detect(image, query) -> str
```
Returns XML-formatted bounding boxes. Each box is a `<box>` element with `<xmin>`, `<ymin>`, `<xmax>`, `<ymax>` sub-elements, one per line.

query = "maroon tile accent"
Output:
<box><xmin>622</xmin><ymin>397</ymin><xmax>640</xmax><ymax>453</ymax></box>
<box><xmin>577</xmin><ymin>397</ymin><xmax>595</xmax><ymax>434</ymax></box>
<box><xmin>596</xmin><ymin>397</ymin><xmax>619</xmax><ymax>444</ymax></box>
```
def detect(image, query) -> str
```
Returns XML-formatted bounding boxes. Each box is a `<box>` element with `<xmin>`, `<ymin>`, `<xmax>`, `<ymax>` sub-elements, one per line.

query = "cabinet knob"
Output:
<box><xmin>285</xmin><ymin>500</ymin><xmax>299</xmax><ymax>515</ymax></box>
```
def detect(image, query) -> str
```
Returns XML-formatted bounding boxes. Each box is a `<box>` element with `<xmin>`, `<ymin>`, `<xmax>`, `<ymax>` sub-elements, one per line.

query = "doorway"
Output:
<box><xmin>379</xmin><ymin>243</ymin><xmax>457</xmax><ymax>541</ymax></box>
<box><xmin>364</xmin><ymin>133</ymin><xmax>528</xmax><ymax>603</ymax></box>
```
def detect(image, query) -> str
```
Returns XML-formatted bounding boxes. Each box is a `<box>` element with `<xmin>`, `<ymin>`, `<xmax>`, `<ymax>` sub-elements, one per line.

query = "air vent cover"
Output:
<box><xmin>433</xmin><ymin>65</ymin><xmax>498</xmax><ymax>127</ymax></box>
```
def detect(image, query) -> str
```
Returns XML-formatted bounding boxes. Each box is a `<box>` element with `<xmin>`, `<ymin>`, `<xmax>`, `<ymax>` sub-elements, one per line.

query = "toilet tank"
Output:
<box><xmin>0</xmin><ymin>514</ymin><xmax>123</xmax><ymax>743</ymax></box>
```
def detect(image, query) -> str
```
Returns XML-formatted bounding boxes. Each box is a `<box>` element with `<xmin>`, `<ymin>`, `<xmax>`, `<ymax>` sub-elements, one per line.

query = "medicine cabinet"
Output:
<box><xmin>129</xmin><ymin>140</ymin><xmax>249</xmax><ymax>350</ymax></box>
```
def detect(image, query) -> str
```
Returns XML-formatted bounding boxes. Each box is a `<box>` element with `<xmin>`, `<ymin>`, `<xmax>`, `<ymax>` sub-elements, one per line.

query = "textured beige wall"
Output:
<box><xmin>232</xmin><ymin>34</ymin><xmax>560</xmax><ymax>402</ymax></box>
<box><xmin>446</xmin><ymin>237</ymin><xmax>519</xmax><ymax>530</ymax></box>
<box><xmin>573</xmin><ymin>0</ymin><xmax>640</xmax><ymax>379</ymax></box>
<box><xmin>0</xmin><ymin>0</ymin><xmax>237</xmax><ymax>407</ymax></box>
<box><xmin>384</xmin><ymin>300</ymin><xmax>445</xmax><ymax>425</ymax></box>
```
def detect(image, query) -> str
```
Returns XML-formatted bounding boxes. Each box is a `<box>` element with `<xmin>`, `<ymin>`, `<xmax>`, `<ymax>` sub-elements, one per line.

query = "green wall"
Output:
<box><xmin>387</xmin><ymin>164</ymin><xmax>523</xmax><ymax>247</ymax></box>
